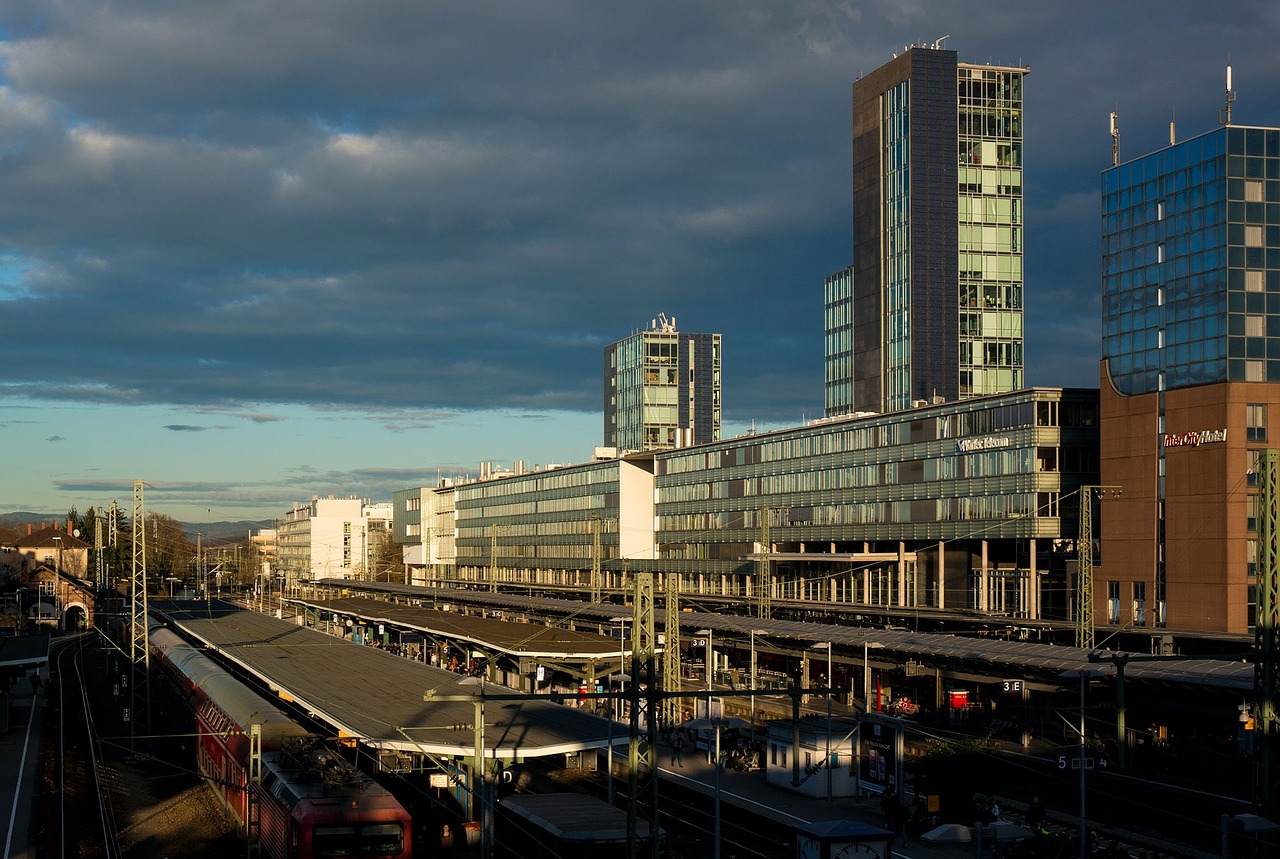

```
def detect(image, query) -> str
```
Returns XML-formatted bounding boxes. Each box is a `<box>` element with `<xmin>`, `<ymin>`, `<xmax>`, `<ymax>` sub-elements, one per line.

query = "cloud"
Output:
<box><xmin>1</xmin><ymin>0</ymin><xmax>1279</xmax><ymax>436</ymax></box>
<box><xmin>164</xmin><ymin>424</ymin><xmax>211</xmax><ymax>432</ymax></box>
<box><xmin>45</xmin><ymin>434</ymin><xmax>66</xmax><ymax>442</ymax></box>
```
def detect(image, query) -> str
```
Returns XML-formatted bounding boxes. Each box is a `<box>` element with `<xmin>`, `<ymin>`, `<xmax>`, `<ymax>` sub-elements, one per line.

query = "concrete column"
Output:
<box><xmin>980</xmin><ymin>540</ymin><xmax>990</xmax><ymax>612</ymax></box>
<box><xmin>936</xmin><ymin>541</ymin><xmax>946</xmax><ymax>610</ymax></box>
<box><xmin>1028</xmin><ymin>537</ymin><xmax>1039</xmax><ymax>619</ymax></box>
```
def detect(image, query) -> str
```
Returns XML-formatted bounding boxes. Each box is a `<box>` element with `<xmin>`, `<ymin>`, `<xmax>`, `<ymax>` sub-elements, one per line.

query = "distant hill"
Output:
<box><xmin>187</xmin><ymin>520</ymin><xmax>275</xmax><ymax>546</ymax></box>
<box><xmin>0</xmin><ymin>511</ymin><xmax>273</xmax><ymax>546</ymax></box>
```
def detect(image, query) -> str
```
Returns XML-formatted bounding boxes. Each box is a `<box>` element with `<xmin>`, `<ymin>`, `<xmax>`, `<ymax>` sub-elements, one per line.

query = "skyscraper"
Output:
<box><xmin>1100</xmin><ymin>116</ymin><xmax>1280</xmax><ymax>635</ymax></box>
<box><xmin>825</xmin><ymin>44</ymin><xmax>1027</xmax><ymax>416</ymax></box>
<box><xmin>604</xmin><ymin>314</ymin><xmax>721</xmax><ymax>452</ymax></box>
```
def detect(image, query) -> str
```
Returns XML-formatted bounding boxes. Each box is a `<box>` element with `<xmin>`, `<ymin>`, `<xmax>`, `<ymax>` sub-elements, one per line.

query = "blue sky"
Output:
<box><xmin>2</xmin><ymin>1</ymin><xmax>1280</xmax><ymax>522</ymax></box>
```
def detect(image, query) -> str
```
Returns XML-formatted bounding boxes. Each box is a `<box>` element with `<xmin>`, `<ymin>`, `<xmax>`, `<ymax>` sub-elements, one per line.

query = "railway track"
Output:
<box><xmin>32</xmin><ymin>632</ymin><xmax>241</xmax><ymax>859</ymax></box>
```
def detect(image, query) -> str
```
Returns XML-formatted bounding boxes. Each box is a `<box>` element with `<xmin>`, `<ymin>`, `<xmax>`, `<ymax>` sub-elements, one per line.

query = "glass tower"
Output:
<box><xmin>604</xmin><ymin>318</ymin><xmax>721</xmax><ymax>452</ymax></box>
<box><xmin>1102</xmin><ymin>126</ymin><xmax>1280</xmax><ymax>394</ymax></box>
<box><xmin>831</xmin><ymin>45</ymin><xmax>1026</xmax><ymax>417</ymax></box>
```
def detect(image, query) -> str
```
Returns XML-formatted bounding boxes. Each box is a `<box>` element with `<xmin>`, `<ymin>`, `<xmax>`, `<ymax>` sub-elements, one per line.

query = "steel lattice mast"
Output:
<box><xmin>1256</xmin><ymin>449</ymin><xmax>1280</xmax><ymax>820</ymax></box>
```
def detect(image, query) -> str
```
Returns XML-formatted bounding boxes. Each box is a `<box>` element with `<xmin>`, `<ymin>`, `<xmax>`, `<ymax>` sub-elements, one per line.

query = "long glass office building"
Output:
<box><xmin>446</xmin><ymin>388</ymin><xmax>1098</xmax><ymax>624</ymax></box>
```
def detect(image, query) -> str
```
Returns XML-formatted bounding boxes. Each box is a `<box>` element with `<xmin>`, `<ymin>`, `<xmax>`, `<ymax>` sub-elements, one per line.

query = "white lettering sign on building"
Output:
<box><xmin>1162</xmin><ymin>428</ymin><xmax>1228</xmax><ymax>449</ymax></box>
<box><xmin>956</xmin><ymin>436</ymin><xmax>1012</xmax><ymax>453</ymax></box>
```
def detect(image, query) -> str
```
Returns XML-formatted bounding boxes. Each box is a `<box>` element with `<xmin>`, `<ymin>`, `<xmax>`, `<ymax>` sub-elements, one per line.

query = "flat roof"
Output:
<box><xmin>0</xmin><ymin>633</ymin><xmax>49</xmax><ymax>670</ymax></box>
<box><xmin>317</xmin><ymin>580</ymin><xmax>1254</xmax><ymax>693</ymax></box>
<box><xmin>154</xmin><ymin>601</ymin><xmax>619</xmax><ymax>758</ymax></box>
<box><xmin>294</xmin><ymin>595</ymin><xmax>626</xmax><ymax>660</ymax></box>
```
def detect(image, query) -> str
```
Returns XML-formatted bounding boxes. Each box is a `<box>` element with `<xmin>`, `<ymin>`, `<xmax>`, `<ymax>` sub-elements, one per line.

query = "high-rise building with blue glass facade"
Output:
<box><xmin>1100</xmin><ymin>123</ymin><xmax>1280</xmax><ymax>635</ymax></box>
<box><xmin>825</xmin><ymin>45</ymin><xmax>1027</xmax><ymax>417</ymax></box>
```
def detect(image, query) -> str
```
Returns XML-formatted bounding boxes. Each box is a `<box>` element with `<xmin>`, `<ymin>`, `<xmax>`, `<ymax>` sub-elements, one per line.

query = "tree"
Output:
<box><xmin>370</xmin><ymin>527</ymin><xmax>402</xmax><ymax>583</ymax></box>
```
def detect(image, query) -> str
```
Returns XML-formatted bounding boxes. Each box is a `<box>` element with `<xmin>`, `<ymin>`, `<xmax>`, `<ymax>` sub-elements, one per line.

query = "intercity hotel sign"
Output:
<box><xmin>1163</xmin><ymin>428</ymin><xmax>1228</xmax><ymax>449</ymax></box>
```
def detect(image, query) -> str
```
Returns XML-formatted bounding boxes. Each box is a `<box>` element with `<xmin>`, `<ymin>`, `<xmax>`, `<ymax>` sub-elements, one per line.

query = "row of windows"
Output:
<box><xmin>458</xmin><ymin>493</ymin><xmax>606</xmax><ymax>521</ymax></box>
<box><xmin>659</xmin><ymin>396</ymin><xmax>1091</xmax><ymax>477</ymax></box>
<box><xmin>659</xmin><ymin>492</ymin><xmax>1039</xmax><ymax>532</ymax></box>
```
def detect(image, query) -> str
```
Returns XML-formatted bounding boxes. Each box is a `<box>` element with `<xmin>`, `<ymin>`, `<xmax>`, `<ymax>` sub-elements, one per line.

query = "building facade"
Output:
<box><xmin>1100</xmin><ymin>123</ymin><xmax>1280</xmax><ymax>634</ymax></box>
<box><xmin>604</xmin><ymin>314</ymin><xmax>721</xmax><ymax>452</ymax></box>
<box><xmin>831</xmin><ymin>44</ymin><xmax>1026</xmax><ymax>416</ymax></box>
<box><xmin>277</xmin><ymin>497</ymin><xmax>388</xmax><ymax>586</ymax></box>
<box><xmin>392</xmin><ymin>485</ymin><xmax>457</xmax><ymax>584</ymax></box>
<box><xmin>448</xmin><ymin>388</ymin><xmax>1098</xmax><ymax>624</ymax></box>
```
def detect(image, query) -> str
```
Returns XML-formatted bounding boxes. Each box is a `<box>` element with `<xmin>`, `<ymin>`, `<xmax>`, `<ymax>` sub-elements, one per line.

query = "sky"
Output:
<box><xmin>3</xmin><ymin>1</ymin><xmax>1280</xmax><ymax>524</ymax></box>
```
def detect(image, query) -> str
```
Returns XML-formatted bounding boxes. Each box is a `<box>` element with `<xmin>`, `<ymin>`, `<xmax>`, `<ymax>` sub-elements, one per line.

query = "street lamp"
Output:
<box><xmin>1061</xmin><ymin>667</ymin><xmax>1102</xmax><ymax>859</ymax></box>
<box><xmin>863</xmin><ymin>641</ymin><xmax>885</xmax><ymax>712</ymax></box>
<box><xmin>810</xmin><ymin>642</ymin><xmax>835</xmax><ymax>801</ymax></box>
<box><xmin>51</xmin><ymin>535</ymin><xmax>63</xmax><ymax>630</ymax></box>
<box><xmin>750</xmin><ymin>629</ymin><xmax>767</xmax><ymax>732</ymax></box>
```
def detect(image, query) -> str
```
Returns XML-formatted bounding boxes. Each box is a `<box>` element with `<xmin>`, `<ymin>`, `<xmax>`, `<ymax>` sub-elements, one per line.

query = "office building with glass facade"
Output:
<box><xmin>445</xmin><ymin>388</ymin><xmax>1098</xmax><ymax>625</ymax></box>
<box><xmin>604</xmin><ymin>316</ymin><xmax>721</xmax><ymax>452</ymax></box>
<box><xmin>829</xmin><ymin>45</ymin><xmax>1026</xmax><ymax>417</ymax></box>
<box><xmin>1100</xmin><ymin>123</ymin><xmax>1280</xmax><ymax>634</ymax></box>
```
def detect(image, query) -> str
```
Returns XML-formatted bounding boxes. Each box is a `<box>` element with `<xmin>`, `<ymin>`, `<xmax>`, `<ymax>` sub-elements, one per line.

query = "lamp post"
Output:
<box><xmin>863</xmin><ymin>641</ymin><xmax>884</xmax><ymax>712</ymax></box>
<box><xmin>1062</xmin><ymin>668</ymin><xmax>1101</xmax><ymax>859</ymax></box>
<box><xmin>51</xmin><ymin>535</ymin><xmax>63</xmax><ymax>630</ymax></box>
<box><xmin>750</xmin><ymin>629</ymin><xmax>767</xmax><ymax>734</ymax></box>
<box><xmin>810</xmin><ymin>642</ymin><xmax>834</xmax><ymax>801</ymax></box>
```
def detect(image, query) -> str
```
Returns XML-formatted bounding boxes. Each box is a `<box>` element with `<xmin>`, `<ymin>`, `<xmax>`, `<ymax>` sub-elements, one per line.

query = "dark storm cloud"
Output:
<box><xmin>2</xmin><ymin>1</ymin><xmax>1280</xmax><ymax>425</ymax></box>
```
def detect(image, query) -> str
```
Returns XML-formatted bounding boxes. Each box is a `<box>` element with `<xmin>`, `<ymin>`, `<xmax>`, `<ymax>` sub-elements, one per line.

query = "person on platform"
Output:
<box><xmin>671</xmin><ymin>733</ymin><xmax>685</xmax><ymax>767</ymax></box>
<box><xmin>1025</xmin><ymin>795</ymin><xmax>1047</xmax><ymax>832</ymax></box>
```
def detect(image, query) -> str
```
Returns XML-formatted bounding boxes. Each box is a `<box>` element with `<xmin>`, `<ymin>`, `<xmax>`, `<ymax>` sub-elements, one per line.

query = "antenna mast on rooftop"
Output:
<box><xmin>1220</xmin><ymin>62</ymin><xmax>1236</xmax><ymax>126</ymax></box>
<box><xmin>1110</xmin><ymin>111</ymin><xmax>1120</xmax><ymax>167</ymax></box>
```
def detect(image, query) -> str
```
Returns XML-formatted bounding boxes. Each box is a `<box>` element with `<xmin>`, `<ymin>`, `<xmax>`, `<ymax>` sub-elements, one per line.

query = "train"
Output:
<box><xmin>495</xmin><ymin>792</ymin><xmax>666</xmax><ymax>858</ymax></box>
<box><xmin>149</xmin><ymin>623</ymin><xmax>413</xmax><ymax>859</ymax></box>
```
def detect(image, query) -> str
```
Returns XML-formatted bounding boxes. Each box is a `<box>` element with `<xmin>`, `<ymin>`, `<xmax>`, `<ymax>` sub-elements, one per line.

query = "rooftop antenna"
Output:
<box><xmin>1110</xmin><ymin>110</ymin><xmax>1120</xmax><ymax>167</ymax></box>
<box><xmin>933</xmin><ymin>35</ymin><xmax>951</xmax><ymax>50</ymax></box>
<box><xmin>1220</xmin><ymin>61</ymin><xmax>1235</xmax><ymax>126</ymax></box>
<box><xmin>1170</xmin><ymin>105</ymin><xmax>1176</xmax><ymax>147</ymax></box>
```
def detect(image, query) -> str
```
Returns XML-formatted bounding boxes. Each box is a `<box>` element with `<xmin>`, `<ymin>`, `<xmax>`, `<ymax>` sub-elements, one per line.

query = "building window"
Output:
<box><xmin>1248</xmin><ymin>404</ymin><xmax>1268</xmax><ymax>442</ymax></box>
<box><xmin>1133</xmin><ymin>582</ymin><xmax>1147</xmax><ymax>626</ymax></box>
<box><xmin>1107</xmin><ymin>581</ymin><xmax>1120</xmax><ymax>624</ymax></box>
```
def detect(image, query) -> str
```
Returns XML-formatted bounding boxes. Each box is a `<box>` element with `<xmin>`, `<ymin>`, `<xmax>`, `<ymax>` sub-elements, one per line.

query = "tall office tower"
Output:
<box><xmin>604</xmin><ymin>314</ymin><xmax>721</xmax><ymax>452</ymax></box>
<box><xmin>828</xmin><ymin>44</ymin><xmax>1027</xmax><ymax>416</ymax></box>
<box><xmin>1100</xmin><ymin>111</ymin><xmax>1280</xmax><ymax>635</ymax></box>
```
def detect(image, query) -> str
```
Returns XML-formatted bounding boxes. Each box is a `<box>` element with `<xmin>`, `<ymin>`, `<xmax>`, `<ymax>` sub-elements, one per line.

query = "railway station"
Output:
<box><xmin>154</xmin><ymin>601</ymin><xmax>619</xmax><ymax>762</ymax></box>
<box><xmin>308</xmin><ymin>579</ymin><xmax>1254</xmax><ymax>751</ymax></box>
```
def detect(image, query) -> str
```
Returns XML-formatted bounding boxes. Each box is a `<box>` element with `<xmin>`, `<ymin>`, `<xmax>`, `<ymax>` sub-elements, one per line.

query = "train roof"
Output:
<box><xmin>150</xmin><ymin>625</ymin><xmax>307</xmax><ymax>748</ymax></box>
<box><xmin>498</xmin><ymin>792</ymin><xmax>656</xmax><ymax>841</ymax></box>
<box><xmin>154</xmin><ymin>601</ymin><xmax>617</xmax><ymax>758</ymax></box>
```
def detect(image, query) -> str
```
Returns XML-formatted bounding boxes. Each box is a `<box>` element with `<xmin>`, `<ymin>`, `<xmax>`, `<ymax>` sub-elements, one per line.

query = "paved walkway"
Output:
<box><xmin>1</xmin><ymin>669</ymin><xmax>45</xmax><ymax>859</ymax></box>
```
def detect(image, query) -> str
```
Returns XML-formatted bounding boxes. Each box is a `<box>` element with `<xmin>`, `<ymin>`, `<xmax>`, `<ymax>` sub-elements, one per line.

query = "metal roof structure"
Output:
<box><xmin>317</xmin><ymin>580</ymin><xmax>1255</xmax><ymax>693</ymax></box>
<box><xmin>0</xmin><ymin>633</ymin><xmax>49</xmax><ymax>670</ymax></box>
<box><xmin>294</xmin><ymin>596</ymin><xmax>627</xmax><ymax>661</ymax></box>
<box><xmin>154</xmin><ymin>601</ymin><xmax>619</xmax><ymax>758</ymax></box>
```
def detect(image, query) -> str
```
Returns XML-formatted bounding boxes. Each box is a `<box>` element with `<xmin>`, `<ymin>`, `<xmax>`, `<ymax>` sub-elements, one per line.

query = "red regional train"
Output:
<box><xmin>150</xmin><ymin>624</ymin><xmax>413</xmax><ymax>859</ymax></box>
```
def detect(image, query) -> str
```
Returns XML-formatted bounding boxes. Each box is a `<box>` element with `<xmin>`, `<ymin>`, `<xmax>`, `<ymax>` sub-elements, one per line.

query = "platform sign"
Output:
<box><xmin>1001</xmin><ymin>680</ymin><xmax>1024</xmax><ymax>694</ymax></box>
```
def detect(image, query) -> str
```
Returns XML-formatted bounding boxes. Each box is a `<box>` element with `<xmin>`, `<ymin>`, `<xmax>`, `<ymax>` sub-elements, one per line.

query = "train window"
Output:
<box><xmin>313</xmin><ymin>825</ymin><xmax>357</xmax><ymax>857</ymax></box>
<box><xmin>312</xmin><ymin>823</ymin><xmax>403</xmax><ymax>858</ymax></box>
<box><xmin>359</xmin><ymin>824</ymin><xmax>404</xmax><ymax>856</ymax></box>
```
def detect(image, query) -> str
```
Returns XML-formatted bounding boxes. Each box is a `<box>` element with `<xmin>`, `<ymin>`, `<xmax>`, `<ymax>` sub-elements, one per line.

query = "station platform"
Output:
<box><xmin>0</xmin><ymin>663</ymin><xmax>45</xmax><ymax>859</ymax></box>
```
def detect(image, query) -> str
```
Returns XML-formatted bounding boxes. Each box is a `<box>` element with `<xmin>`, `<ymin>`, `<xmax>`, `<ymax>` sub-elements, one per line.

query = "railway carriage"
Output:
<box><xmin>150</xmin><ymin>624</ymin><xmax>412</xmax><ymax>859</ymax></box>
